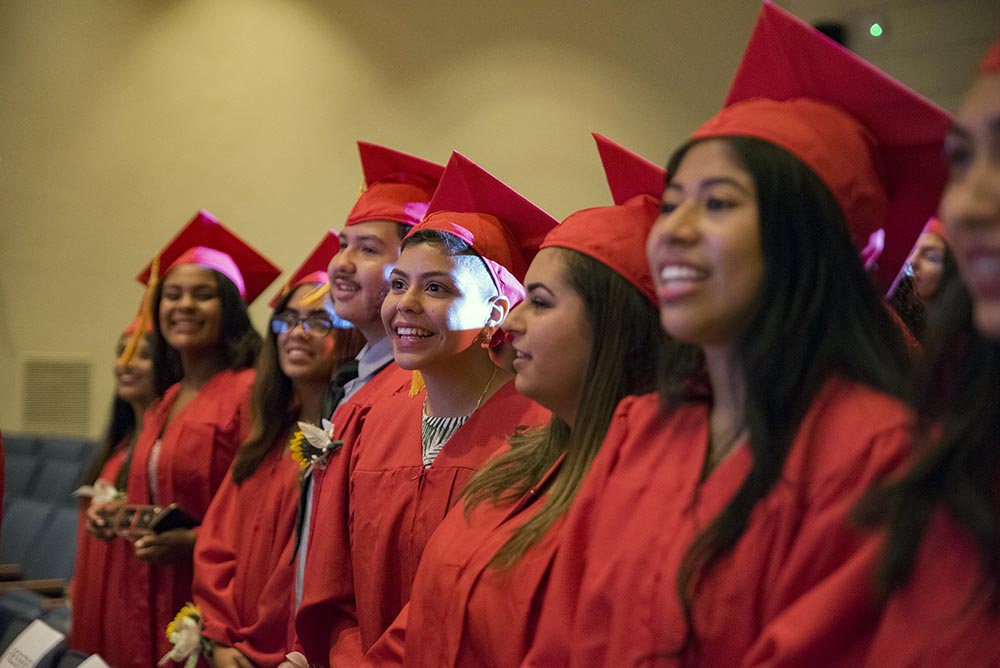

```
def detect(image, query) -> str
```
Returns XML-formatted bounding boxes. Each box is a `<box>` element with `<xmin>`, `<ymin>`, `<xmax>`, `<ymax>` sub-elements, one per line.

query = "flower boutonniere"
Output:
<box><xmin>159</xmin><ymin>603</ymin><xmax>211</xmax><ymax>668</ymax></box>
<box><xmin>289</xmin><ymin>419</ymin><xmax>344</xmax><ymax>474</ymax></box>
<box><xmin>73</xmin><ymin>478</ymin><xmax>126</xmax><ymax>505</ymax></box>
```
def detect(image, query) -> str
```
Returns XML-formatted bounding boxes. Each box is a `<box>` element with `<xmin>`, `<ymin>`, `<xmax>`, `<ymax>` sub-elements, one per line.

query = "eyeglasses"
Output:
<box><xmin>271</xmin><ymin>312</ymin><xmax>335</xmax><ymax>337</ymax></box>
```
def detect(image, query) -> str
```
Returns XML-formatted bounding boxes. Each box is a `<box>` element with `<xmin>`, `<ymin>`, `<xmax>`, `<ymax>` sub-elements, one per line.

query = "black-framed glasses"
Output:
<box><xmin>271</xmin><ymin>312</ymin><xmax>335</xmax><ymax>337</ymax></box>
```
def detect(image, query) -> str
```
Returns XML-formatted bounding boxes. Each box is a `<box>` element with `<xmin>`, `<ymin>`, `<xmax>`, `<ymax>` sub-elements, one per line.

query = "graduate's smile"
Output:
<box><xmin>330</xmin><ymin>275</ymin><xmax>361</xmax><ymax>299</ymax></box>
<box><xmin>961</xmin><ymin>248</ymin><xmax>1000</xmax><ymax>297</ymax></box>
<box><xmin>511</xmin><ymin>346</ymin><xmax>531</xmax><ymax>370</ymax></box>
<box><xmin>391</xmin><ymin>320</ymin><xmax>435</xmax><ymax>347</ymax></box>
<box><xmin>653</xmin><ymin>261</ymin><xmax>709</xmax><ymax>302</ymax></box>
<box><xmin>381</xmin><ymin>243</ymin><xmax>498</xmax><ymax>372</ymax></box>
<box><xmin>166</xmin><ymin>316</ymin><xmax>204</xmax><ymax>334</ymax></box>
<box><xmin>281</xmin><ymin>343</ymin><xmax>315</xmax><ymax>362</ymax></box>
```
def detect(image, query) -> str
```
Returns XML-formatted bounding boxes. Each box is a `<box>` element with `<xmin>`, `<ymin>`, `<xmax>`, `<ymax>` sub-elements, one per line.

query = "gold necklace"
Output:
<box><xmin>423</xmin><ymin>365</ymin><xmax>499</xmax><ymax>418</ymax></box>
<box><xmin>707</xmin><ymin>424</ymin><xmax>746</xmax><ymax>471</ymax></box>
<box><xmin>474</xmin><ymin>365</ymin><xmax>499</xmax><ymax>411</ymax></box>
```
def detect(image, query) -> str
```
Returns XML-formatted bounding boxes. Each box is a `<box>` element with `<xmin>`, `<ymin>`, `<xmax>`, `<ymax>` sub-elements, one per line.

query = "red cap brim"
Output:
<box><xmin>413</xmin><ymin>152</ymin><xmax>559</xmax><ymax>303</ymax></box>
<box><xmin>540</xmin><ymin>135</ymin><xmax>663</xmax><ymax>304</ymax></box>
<box><xmin>345</xmin><ymin>142</ymin><xmax>445</xmax><ymax>227</ymax></box>
<box><xmin>136</xmin><ymin>210</ymin><xmax>281</xmax><ymax>305</ymax></box>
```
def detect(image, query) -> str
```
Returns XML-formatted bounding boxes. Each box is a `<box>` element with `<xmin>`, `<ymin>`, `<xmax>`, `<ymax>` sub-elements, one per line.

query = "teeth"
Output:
<box><xmin>396</xmin><ymin>326</ymin><xmax>432</xmax><ymax>338</ymax></box>
<box><xmin>334</xmin><ymin>280</ymin><xmax>359</xmax><ymax>292</ymax></box>
<box><xmin>659</xmin><ymin>265</ymin><xmax>705</xmax><ymax>282</ymax></box>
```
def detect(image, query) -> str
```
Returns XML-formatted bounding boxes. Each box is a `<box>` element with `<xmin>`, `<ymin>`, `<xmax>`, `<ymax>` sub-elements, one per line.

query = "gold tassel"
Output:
<box><xmin>297</xmin><ymin>282</ymin><xmax>331</xmax><ymax>309</ymax></box>
<box><xmin>408</xmin><ymin>370</ymin><xmax>425</xmax><ymax>398</ymax></box>
<box><xmin>119</xmin><ymin>254</ymin><xmax>159</xmax><ymax>365</ymax></box>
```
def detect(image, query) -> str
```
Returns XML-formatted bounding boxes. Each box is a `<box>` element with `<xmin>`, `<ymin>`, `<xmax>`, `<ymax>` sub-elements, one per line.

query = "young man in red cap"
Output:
<box><xmin>108</xmin><ymin>210</ymin><xmax>281</xmax><ymax>668</ymax></box>
<box><xmin>302</xmin><ymin>151</ymin><xmax>554</xmax><ymax>668</ymax></box>
<box><xmin>360</xmin><ymin>134</ymin><xmax>667</xmax><ymax>668</ymax></box>
<box><xmin>522</xmin><ymin>3</ymin><xmax>950</xmax><ymax>667</ymax></box>
<box><xmin>292</xmin><ymin>142</ymin><xmax>444</xmax><ymax>666</ymax></box>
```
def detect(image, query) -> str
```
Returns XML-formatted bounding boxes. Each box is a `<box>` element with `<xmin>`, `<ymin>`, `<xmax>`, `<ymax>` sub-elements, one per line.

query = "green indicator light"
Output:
<box><xmin>869</xmin><ymin>22</ymin><xmax>884</xmax><ymax>37</ymax></box>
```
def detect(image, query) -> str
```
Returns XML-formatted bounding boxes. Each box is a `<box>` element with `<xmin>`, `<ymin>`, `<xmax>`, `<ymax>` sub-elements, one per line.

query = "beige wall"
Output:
<box><xmin>0</xmin><ymin>0</ymin><xmax>992</xmax><ymax>437</ymax></box>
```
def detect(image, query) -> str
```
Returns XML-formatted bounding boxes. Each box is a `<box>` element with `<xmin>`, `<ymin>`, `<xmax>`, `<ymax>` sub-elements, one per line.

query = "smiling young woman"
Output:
<box><xmin>522</xmin><ymin>5</ymin><xmax>952</xmax><ymax>667</ymax></box>
<box><xmin>69</xmin><ymin>316</ymin><xmax>172</xmax><ymax>661</ymax></box>
<box><xmin>360</xmin><ymin>134</ymin><xmax>667</xmax><ymax>668</ymax></box>
<box><xmin>859</xmin><ymin>39</ymin><xmax>1000</xmax><ymax>667</ymax></box>
<box><xmin>111</xmin><ymin>211</ymin><xmax>280</xmax><ymax>668</ymax></box>
<box><xmin>191</xmin><ymin>232</ymin><xmax>362</xmax><ymax>668</ymax></box>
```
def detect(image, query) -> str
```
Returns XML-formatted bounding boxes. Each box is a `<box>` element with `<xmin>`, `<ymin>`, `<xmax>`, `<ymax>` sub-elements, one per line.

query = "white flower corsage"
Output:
<box><xmin>277</xmin><ymin>652</ymin><xmax>312</xmax><ymax>668</ymax></box>
<box><xmin>158</xmin><ymin>603</ymin><xmax>211</xmax><ymax>668</ymax></box>
<box><xmin>72</xmin><ymin>478</ymin><xmax>125</xmax><ymax>505</ymax></box>
<box><xmin>289</xmin><ymin>419</ymin><xmax>344</xmax><ymax>475</ymax></box>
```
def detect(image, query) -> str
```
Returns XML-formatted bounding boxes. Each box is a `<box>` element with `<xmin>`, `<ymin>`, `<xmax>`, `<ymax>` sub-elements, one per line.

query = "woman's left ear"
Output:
<box><xmin>485</xmin><ymin>295</ymin><xmax>511</xmax><ymax>329</ymax></box>
<box><xmin>478</xmin><ymin>296</ymin><xmax>511</xmax><ymax>349</ymax></box>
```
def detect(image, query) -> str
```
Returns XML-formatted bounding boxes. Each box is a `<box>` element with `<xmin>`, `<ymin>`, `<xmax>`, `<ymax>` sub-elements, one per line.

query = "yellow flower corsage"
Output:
<box><xmin>159</xmin><ymin>603</ymin><xmax>211</xmax><ymax>668</ymax></box>
<box><xmin>288</xmin><ymin>419</ymin><xmax>344</xmax><ymax>475</ymax></box>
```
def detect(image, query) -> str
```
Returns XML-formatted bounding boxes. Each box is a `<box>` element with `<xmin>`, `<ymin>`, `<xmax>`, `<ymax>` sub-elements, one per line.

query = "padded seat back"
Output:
<box><xmin>21</xmin><ymin>507</ymin><xmax>78</xmax><ymax>581</ymax></box>
<box><xmin>0</xmin><ymin>498</ymin><xmax>55</xmax><ymax>565</ymax></box>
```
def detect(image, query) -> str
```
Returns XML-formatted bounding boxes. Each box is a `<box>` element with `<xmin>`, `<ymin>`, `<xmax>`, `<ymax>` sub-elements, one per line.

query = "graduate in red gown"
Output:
<box><xmin>859</xmin><ymin>39</ymin><xmax>1000</xmax><ymax>668</ymax></box>
<box><xmin>103</xmin><ymin>210</ymin><xmax>280</xmax><ymax>668</ymax></box>
<box><xmin>308</xmin><ymin>151</ymin><xmax>555</xmax><ymax>667</ymax></box>
<box><xmin>69</xmin><ymin>317</ymin><xmax>164</xmax><ymax>657</ymax></box>
<box><xmin>522</xmin><ymin>4</ymin><xmax>952</xmax><ymax>667</ymax></box>
<box><xmin>292</xmin><ymin>143</ymin><xmax>443</xmax><ymax>667</ymax></box>
<box><xmin>361</xmin><ymin>133</ymin><xmax>668</xmax><ymax>668</ymax></box>
<box><xmin>192</xmin><ymin>232</ymin><xmax>363</xmax><ymax>668</ymax></box>
<box><xmin>906</xmin><ymin>217</ymin><xmax>957</xmax><ymax>308</ymax></box>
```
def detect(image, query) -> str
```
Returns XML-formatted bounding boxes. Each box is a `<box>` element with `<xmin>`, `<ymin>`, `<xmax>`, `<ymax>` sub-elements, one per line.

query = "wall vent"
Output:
<box><xmin>21</xmin><ymin>354</ymin><xmax>92</xmax><ymax>435</ymax></box>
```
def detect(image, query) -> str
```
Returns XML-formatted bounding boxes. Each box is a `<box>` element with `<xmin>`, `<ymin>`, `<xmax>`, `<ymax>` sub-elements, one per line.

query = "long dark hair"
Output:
<box><xmin>462</xmin><ymin>248</ymin><xmax>665</xmax><ymax>566</ymax></box>
<box><xmin>856</xmin><ymin>278</ymin><xmax>1000</xmax><ymax>605</ymax></box>
<box><xmin>84</xmin><ymin>396</ymin><xmax>137</xmax><ymax>490</ymax></box>
<box><xmin>662</xmin><ymin>137</ymin><xmax>912</xmax><ymax>655</ymax></box>
<box><xmin>84</xmin><ymin>333</ymin><xmax>179</xmax><ymax>490</ymax></box>
<box><xmin>151</xmin><ymin>268</ymin><xmax>261</xmax><ymax>395</ymax></box>
<box><xmin>231</xmin><ymin>286</ymin><xmax>364</xmax><ymax>483</ymax></box>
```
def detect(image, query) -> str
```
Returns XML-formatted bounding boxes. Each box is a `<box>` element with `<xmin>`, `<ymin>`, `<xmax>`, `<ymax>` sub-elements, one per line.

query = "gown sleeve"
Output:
<box><xmin>359</xmin><ymin>603</ymin><xmax>408</xmax><ymax>667</ymax></box>
<box><xmin>741</xmin><ymin>423</ymin><xmax>911</xmax><ymax>668</ymax></box>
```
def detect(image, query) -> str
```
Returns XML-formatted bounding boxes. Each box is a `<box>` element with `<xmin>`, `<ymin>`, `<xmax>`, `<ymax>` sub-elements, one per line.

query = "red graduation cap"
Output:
<box><xmin>268</xmin><ymin>230</ymin><xmax>341</xmax><ymax>308</ymax></box>
<box><xmin>922</xmin><ymin>216</ymin><xmax>949</xmax><ymax>244</ymax></box>
<box><xmin>345</xmin><ymin>142</ymin><xmax>445</xmax><ymax>228</ymax></box>
<box><xmin>136</xmin><ymin>209</ymin><xmax>281</xmax><ymax>305</ymax></box>
<box><xmin>410</xmin><ymin>151</ymin><xmax>559</xmax><ymax>305</ymax></box>
<box><xmin>981</xmin><ymin>38</ymin><xmax>1000</xmax><ymax>73</ymax></box>
<box><xmin>540</xmin><ymin>134</ymin><xmax>664</xmax><ymax>304</ymax></box>
<box><xmin>690</xmin><ymin>1</ymin><xmax>953</xmax><ymax>293</ymax></box>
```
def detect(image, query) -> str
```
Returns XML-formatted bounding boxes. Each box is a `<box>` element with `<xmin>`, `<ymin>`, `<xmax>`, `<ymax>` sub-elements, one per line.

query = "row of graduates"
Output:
<box><xmin>69</xmin><ymin>4</ymin><xmax>1000</xmax><ymax>667</ymax></box>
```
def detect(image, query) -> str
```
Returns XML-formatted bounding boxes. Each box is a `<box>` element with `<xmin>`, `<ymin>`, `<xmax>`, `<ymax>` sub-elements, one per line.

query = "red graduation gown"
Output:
<box><xmin>69</xmin><ymin>445</ymin><xmax>130</xmax><ymax>656</ymax></box>
<box><xmin>192</xmin><ymin>440</ymin><xmax>301</xmax><ymax>666</ymax></box>
<box><xmin>866</xmin><ymin>509</ymin><xmax>1000</xmax><ymax>667</ymax></box>
<box><xmin>523</xmin><ymin>377</ymin><xmax>912</xmax><ymax>668</ymax></box>
<box><xmin>345</xmin><ymin>381</ymin><xmax>549</xmax><ymax>664</ymax></box>
<box><xmin>362</xmin><ymin>456</ymin><xmax>566</xmax><ymax>668</ymax></box>
<box><xmin>119</xmin><ymin>369</ymin><xmax>254</xmax><ymax>668</ymax></box>
<box><xmin>295</xmin><ymin>363</ymin><xmax>412</xmax><ymax>667</ymax></box>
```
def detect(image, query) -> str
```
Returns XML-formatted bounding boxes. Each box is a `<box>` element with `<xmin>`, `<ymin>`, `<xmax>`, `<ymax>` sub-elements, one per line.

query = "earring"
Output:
<box><xmin>478</xmin><ymin>326</ymin><xmax>496</xmax><ymax>348</ymax></box>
